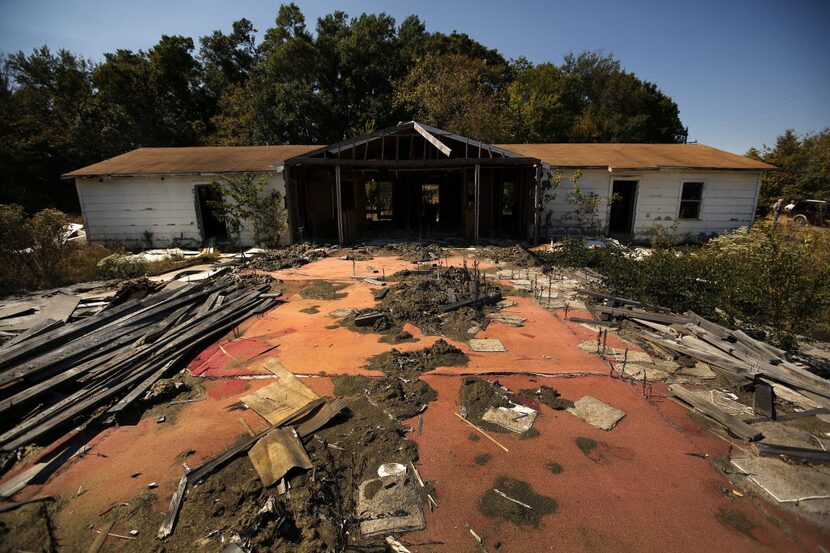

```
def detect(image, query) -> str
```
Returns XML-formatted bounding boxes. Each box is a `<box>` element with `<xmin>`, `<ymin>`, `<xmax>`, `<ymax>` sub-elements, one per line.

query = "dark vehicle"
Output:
<box><xmin>789</xmin><ymin>199</ymin><xmax>829</xmax><ymax>226</ymax></box>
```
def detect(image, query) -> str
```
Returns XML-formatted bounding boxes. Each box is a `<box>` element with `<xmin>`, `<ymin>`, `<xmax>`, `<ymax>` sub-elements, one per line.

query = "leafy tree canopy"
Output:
<box><xmin>748</xmin><ymin>128</ymin><xmax>830</xmax><ymax>209</ymax></box>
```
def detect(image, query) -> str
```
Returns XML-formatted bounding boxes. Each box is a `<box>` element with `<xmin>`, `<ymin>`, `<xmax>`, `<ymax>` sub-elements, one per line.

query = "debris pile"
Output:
<box><xmin>458</xmin><ymin>378</ymin><xmax>565</xmax><ymax>437</ymax></box>
<box><xmin>577</xmin><ymin>289</ymin><xmax>830</xmax><ymax>459</ymax></box>
<box><xmin>370</xmin><ymin>242</ymin><xmax>446</xmax><ymax>263</ymax></box>
<box><xmin>518</xmin><ymin>386</ymin><xmax>574</xmax><ymax>411</ymax></box>
<box><xmin>248</xmin><ymin>244</ymin><xmax>330</xmax><ymax>271</ymax></box>
<box><xmin>347</xmin><ymin>266</ymin><xmax>502</xmax><ymax>340</ymax></box>
<box><xmin>147</xmin><ymin>352</ymin><xmax>440</xmax><ymax>551</ymax></box>
<box><xmin>0</xmin><ymin>277</ymin><xmax>280</xmax><ymax>459</ymax></box>
<box><xmin>472</xmin><ymin>244</ymin><xmax>536</xmax><ymax>267</ymax></box>
<box><xmin>334</xmin><ymin>340</ymin><xmax>467</xmax><ymax>419</ymax></box>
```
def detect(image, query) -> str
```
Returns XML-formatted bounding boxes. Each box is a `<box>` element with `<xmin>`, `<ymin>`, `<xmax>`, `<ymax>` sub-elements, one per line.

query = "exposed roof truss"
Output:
<box><xmin>282</xmin><ymin>121</ymin><xmax>535</xmax><ymax>167</ymax></box>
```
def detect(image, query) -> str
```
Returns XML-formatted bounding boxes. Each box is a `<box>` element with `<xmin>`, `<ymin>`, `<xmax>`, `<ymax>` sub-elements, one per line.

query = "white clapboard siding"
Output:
<box><xmin>540</xmin><ymin>170</ymin><xmax>611</xmax><ymax>234</ymax></box>
<box><xmin>541</xmin><ymin>169</ymin><xmax>761</xmax><ymax>241</ymax></box>
<box><xmin>76</xmin><ymin>173</ymin><xmax>286</xmax><ymax>247</ymax></box>
<box><xmin>632</xmin><ymin>171</ymin><xmax>760</xmax><ymax>240</ymax></box>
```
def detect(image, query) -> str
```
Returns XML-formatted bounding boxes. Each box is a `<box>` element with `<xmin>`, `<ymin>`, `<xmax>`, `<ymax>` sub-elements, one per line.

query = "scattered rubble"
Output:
<box><xmin>0</xmin><ymin>276</ymin><xmax>279</xmax><ymax>457</ymax></box>
<box><xmin>334</xmin><ymin>340</ymin><xmax>466</xmax><ymax>420</ymax></box>
<box><xmin>247</xmin><ymin>244</ymin><xmax>330</xmax><ymax>271</ymax></box>
<box><xmin>299</xmin><ymin>280</ymin><xmax>347</xmax><ymax>300</ymax></box>
<box><xmin>343</xmin><ymin>265</ymin><xmax>501</xmax><ymax>341</ymax></box>
<box><xmin>2</xmin><ymin>243</ymin><xmax>829</xmax><ymax>551</ymax></box>
<box><xmin>567</xmin><ymin>396</ymin><xmax>626</xmax><ymax>431</ymax></box>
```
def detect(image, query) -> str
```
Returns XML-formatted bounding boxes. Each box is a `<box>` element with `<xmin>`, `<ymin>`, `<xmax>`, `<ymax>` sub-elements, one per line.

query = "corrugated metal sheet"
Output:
<box><xmin>64</xmin><ymin>145</ymin><xmax>320</xmax><ymax>177</ymax></box>
<box><xmin>494</xmin><ymin>143</ymin><xmax>775</xmax><ymax>171</ymax></box>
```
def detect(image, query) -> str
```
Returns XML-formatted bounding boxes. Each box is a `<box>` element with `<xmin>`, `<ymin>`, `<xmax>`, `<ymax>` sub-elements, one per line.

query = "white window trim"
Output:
<box><xmin>677</xmin><ymin>180</ymin><xmax>705</xmax><ymax>221</ymax></box>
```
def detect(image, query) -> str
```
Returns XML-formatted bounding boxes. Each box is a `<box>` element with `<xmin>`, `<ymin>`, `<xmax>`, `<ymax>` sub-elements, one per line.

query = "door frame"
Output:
<box><xmin>193</xmin><ymin>183</ymin><xmax>228</xmax><ymax>244</ymax></box>
<box><xmin>607</xmin><ymin>178</ymin><xmax>639</xmax><ymax>235</ymax></box>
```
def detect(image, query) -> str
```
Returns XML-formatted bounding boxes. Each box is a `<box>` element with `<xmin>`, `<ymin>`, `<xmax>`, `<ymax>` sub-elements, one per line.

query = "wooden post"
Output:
<box><xmin>474</xmin><ymin>163</ymin><xmax>481</xmax><ymax>244</ymax></box>
<box><xmin>335</xmin><ymin>164</ymin><xmax>344</xmax><ymax>245</ymax></box>
<box><xmin>283</xmin><ymin>167</ymin><xmax>295</xmax><ymax>244</ymax></box>
<box><xmin>533</xmin><ymin>164</ymin><xmax>542</xmax><ymax>244</ymax></box>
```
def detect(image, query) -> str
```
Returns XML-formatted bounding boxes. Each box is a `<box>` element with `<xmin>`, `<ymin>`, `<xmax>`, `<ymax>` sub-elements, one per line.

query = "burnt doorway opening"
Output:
<box><xmin>195</xmin><ymin>185</ymin><xmax>228</xmax><ymax>242</ymax></box>
<box><xmin>608</xmin><ymin>180</ymin><xmax>638</xmax><ymax>235</ymax></box>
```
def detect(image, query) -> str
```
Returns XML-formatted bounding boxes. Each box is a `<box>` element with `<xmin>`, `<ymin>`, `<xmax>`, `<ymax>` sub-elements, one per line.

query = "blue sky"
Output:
<box><xmin>1</xmin><ymin>0</ymin><xmax>828</xmax><ymax>154</ymax></box>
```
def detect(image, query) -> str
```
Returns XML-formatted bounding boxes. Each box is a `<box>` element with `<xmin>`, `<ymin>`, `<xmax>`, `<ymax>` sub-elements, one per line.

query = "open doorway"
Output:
<box><xmin>364</xmin><ymin>180</ymin><xmax>394</xmax><ymax>231</ymax></box>
<box><xmin>195</xmin><ymin>185</ymin><xmax>228</xmax><ymax>243</ymax></box>
<box><xmin>608</xmin><ymin>180</ymin><xmax>638</xmax><ymax>235</ymax></box>
<box><xmin>420</xmin><ymin>183</ymin><xmax>440</xmax><ymax>233</ymax></box>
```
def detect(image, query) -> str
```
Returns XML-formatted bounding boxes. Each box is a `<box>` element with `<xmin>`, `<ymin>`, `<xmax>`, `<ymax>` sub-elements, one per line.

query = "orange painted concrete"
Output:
<box><xmin>409</xmin><ymin>374</ymin><xmax>827</xmax><ymax>553</ymax></box>
<box><xmin>2</xmin><ymin>254</ymin><xmax>827</xmax><ymax>552</ymax></box>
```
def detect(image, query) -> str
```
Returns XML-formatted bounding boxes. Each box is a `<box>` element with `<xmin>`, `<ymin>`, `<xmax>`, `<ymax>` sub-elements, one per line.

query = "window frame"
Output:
<box><xmin>678</xmin><ymin>180</ymin><xmax>705</xmax><ymax>220</ymax></box>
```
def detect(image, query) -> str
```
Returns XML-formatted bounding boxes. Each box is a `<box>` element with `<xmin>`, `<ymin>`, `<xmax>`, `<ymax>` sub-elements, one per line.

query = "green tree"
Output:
<box><xmin>1</xmin><ymin>48</ymin><xmax>119</xmax><ymax>211</ymax></box>
<box><xmin>748</xmin><ymin>128</ymin><xmax>830</xmax><ymax>209</ymax></box>
<box><xmin>94</xmin><ymin>35</ymin><xmax>208</xmax><ymax>147</ymax></box>
<box><xmin>212</xmin><ymin>4</ymin><xmax>321</xmax><ymax>145</ymax></box>
<box><xmin>508</xmin><ymin>52</ymin><xmax>686</xmax><ymax>143</ymax></box>
<box><xmin>199</xmin><ymin>18</ymin><xmax>258</xmax><ymax>102</ymax></box>
<box><xmin>315</xmin><ymin>11</ymin><xmax>406</xmax><ymax>140</ymax></box>
<box><xmin>394</xmin><ymin>52</ymin><xmax>512</xmax><ymax>143</ymax></box>
<box><xmin>508</xmin><ymin>61</ymin><xmax>571</xmax><ymax>142</ymax></box>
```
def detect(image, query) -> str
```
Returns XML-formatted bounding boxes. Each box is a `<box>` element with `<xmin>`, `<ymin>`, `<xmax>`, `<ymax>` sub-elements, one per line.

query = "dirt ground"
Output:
<box><xmin>2</xmin><ymin>246</ymin><xmax>829</xmax><ymax>553</ymax></box>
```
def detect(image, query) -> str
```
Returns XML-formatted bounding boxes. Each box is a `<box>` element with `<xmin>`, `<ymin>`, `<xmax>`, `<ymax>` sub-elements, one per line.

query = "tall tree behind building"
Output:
<box><xmin>748</xmin><ymin>128</ymin><xmax>830</xmax><ymax>209</ymax></box>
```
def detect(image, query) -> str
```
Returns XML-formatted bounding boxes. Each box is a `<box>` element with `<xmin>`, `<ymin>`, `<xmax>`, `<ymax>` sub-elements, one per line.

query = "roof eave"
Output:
<box><xmin>542</xmin><ymin>165</ymin><xmax>777</xmax><ymax>172</ymax></box>
<box><xmin>62</xmin><ymin>169</ymin><xmax>283</xmax><ymax>180</ymax></box>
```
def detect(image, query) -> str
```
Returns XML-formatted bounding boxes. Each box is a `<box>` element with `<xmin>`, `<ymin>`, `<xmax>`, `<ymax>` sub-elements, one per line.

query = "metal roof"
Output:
<box><xmin>63</xmin><ymin>134</ymin><xmax>775</xmax><ymax>179</ymax></box>
<box><xmin>493</xmin><ymin>143</ymin><xmax>776</xmax><ymax>171</ymax></box>
<box><xmin>63</xmin><ymin>145</ymin><xmax>320</xmax><ymax>177</ymax></box>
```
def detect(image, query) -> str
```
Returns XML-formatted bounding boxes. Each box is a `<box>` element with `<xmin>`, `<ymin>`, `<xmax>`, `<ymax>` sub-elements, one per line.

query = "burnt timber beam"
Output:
<box><xmin>335</xmin><ymin>164</ymin><xmax>344</xmax><ymax>245</ymax></box>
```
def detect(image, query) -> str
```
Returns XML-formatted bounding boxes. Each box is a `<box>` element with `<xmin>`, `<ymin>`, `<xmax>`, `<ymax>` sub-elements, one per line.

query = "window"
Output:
<box><xmin>679</xmin><ymin>181</ymin><xmax>703</xmax><ymax>219</ymax></box>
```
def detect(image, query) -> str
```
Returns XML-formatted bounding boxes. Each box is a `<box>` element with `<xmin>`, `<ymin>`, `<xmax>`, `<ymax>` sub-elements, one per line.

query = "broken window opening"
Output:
<box><xmin>679</xmin><ymin>181</ymin><xmax>704</xmax><ymax>219</ymax></box>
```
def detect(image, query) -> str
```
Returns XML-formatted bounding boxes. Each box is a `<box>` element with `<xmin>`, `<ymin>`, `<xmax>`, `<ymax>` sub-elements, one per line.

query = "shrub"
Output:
<box><xmin>0</xmin><ymin>204</ymin><xmax>72</xmax><ymax>291</ymax></box>
<box><xmin>0</xmin><ymin>205</ymin><xmax>34</xmax><ymax>293</ymax></box>
<box><xmin>540</xmin><ymin>225</ymin><xmax>830</xmax><ymax>347</ymax></box>
<box><xmin>209</xmin><ymin>173</ymin><xmax>288</xmax><ymax>250</ymax></box>
<box><xmin>28</xmin><ymin>208</ymin><xmax>70</xmax><ymax>288</ymax></box>
<box><xmin>61</xmin><ymin>243</ymin><xmax>118</xmax><ymax>283</ymax></box>
<box><xmin>96</xmin><ymin>253</ymin><xmax>150</xmax><ymax>279</ymax></box>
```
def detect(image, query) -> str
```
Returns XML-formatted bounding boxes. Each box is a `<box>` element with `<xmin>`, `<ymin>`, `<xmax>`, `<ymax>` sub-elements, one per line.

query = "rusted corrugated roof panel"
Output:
<box><xmin>63</xmin><ymin>145</ymin><xmax>320</xmax><ymax>177</ymax></box>
<box><xmin>494</xmin><ymin>143</ymin><xmax>776</xmax><ymax>171</ymax></box>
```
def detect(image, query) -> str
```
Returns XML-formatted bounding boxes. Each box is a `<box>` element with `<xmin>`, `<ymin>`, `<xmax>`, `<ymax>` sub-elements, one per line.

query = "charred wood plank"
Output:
<box><xmin>576</xmin><ymin>289</ymin><xmax>670</xmax><ymax>312</ymax></box>
<box><xmin>355</xmin><ymin>311</ymin><xmax>385</xmax><ymax>327</ymax></box>
<box><xmin>755</xmin><ymin>443</ymin><xmax>830</xmax><ymax>463</ymax></box>
<box><xmin>594</xmin><ymin>306</ymin><xmax>688</xmax><ymax>325</ymax></box>
<box><xmin>669</xmin><ymin>384</ymin><xmax>763</xmax><ymax>441</ymax></box>
<box><xmin>439</xmin><ymin>292</ymin><xmax>502</xmax><ymax>313</ymax></box>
